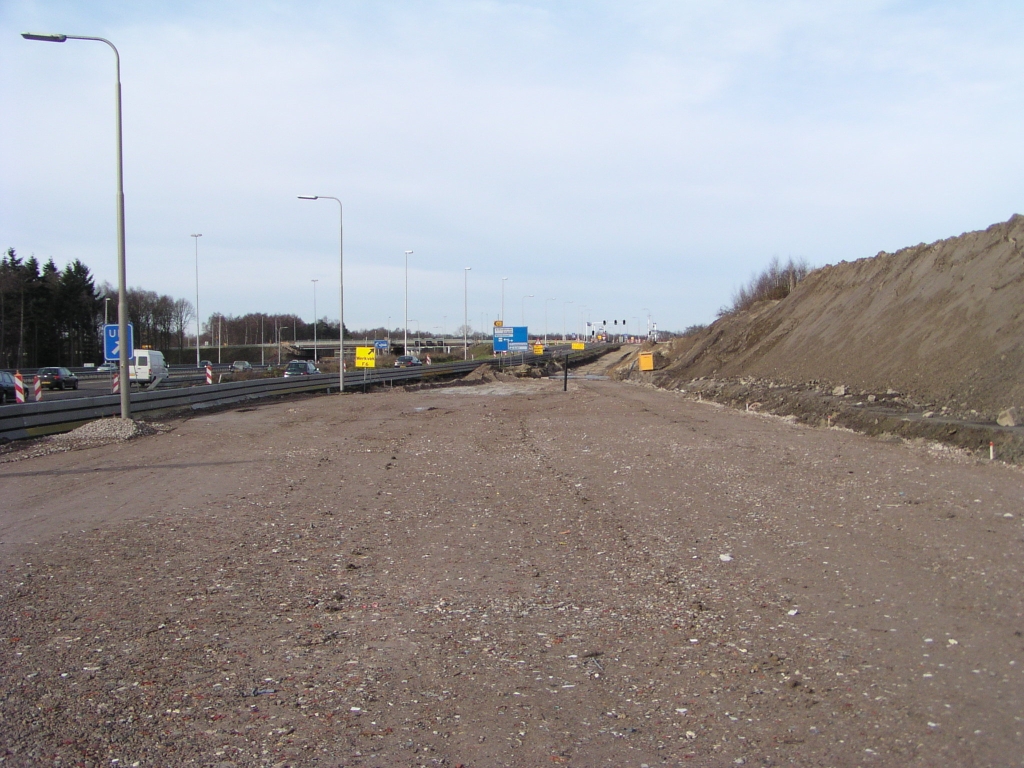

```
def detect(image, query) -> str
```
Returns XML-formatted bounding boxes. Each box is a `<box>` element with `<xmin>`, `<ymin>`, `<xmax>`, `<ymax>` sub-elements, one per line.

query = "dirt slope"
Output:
<box><xmin>653</xmin><ymin>214</ymin><xmax>1024</xmax><ymax>415</ymax></box>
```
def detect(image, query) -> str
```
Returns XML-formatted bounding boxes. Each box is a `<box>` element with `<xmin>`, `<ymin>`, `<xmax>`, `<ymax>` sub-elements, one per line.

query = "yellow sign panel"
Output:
<box><xmin>533</xmin><ymin>344</ymin><xmax>545</xmax><ymax>354</ymax></box>
<box><xmin>493</xmin><ymin>320</ymin><xmax>504</xmax><ymax>327</ymax></box>
<box><xmin>355</xmin><ymin>346</ymin><xmax>375</xmax><ymax>368</ymax></box>
<box><xmin>638</xmin><ymin>352</ymin><xmax>654</xmax><ymax>371</ymax></box>
<box><xmin>571</xmin><ymin>342</ymin><xmax>585</xmax><ymax>350</ymax></box>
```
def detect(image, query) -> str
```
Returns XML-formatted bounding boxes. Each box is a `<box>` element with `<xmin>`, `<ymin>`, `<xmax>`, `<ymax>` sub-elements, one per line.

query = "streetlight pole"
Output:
<box><xmin>278</xmin><ymin>326</ymin><xmax>289</xmax><ymax>367</ymax></box>
<box><xmin>404</xmin><ymin>250</ymin><xmax>414</xmax><ymax>355</ymax></box>
<box><xmin>298</xmin><ymin>195</ymin><xmax>344</xmax><ymax>392</ymax></box>
<box><xmin>501</xmin><ymin>277</ymin><xmax>508</xmax><ymax>324</ymax></box>
<box><xmin>464</xmin><ymin>267</ymin><xmax>472</xmax><ymax>360</ymax></box>
<box><xmin>311</xmin><ymin>278</ymin><xmax>319</xmax><ymax>363</ymax></box>
<box><xmin>521</xmin><ymin>294</ymin><xmax>533</xmax><ymax>326</ymax></box>
<box><xmin>544</xmin><ymin>298</ymin><xmax>556</xmax><ymax>346</ymax></box>
<box><xmin>191</xmin><ymin>233</ymin><xmax>202</xmax><ymax>367</ymax></box>
<box><xmin>643</xmin><ymin>307</ymin><xmax>651</xmax><ymax>339</ymax></box>
<box><xmin>104</xmin><ymin>296</ymin><xmax>111</xmax><ymax>327</ymax></box>
<box><xmin>563</xmin><ymin>300</ymin><xmax>573</xmax><ymax>341</ymax></box>
<box><xmin>24</xmin><ymin>31</ymin><xmax>131</xmax><ymax>418</ymax></box>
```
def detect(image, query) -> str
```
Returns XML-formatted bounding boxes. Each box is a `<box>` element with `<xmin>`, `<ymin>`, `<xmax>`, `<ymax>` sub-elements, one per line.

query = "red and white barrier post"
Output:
<box><xmin>33</xmin><ymin>375</ymin><xmax>42</xmax><ymax>402</ymax></box>
<box><xmin>112</xmin><ymin>371</ymin><xmax>120</xmax><ymax>394</ymax></box>
<box><xmin>205</xmin><ymin>364</ymin><xmax>213</xmax><ymax>385</ymax></box>
<box><xmin>14</xmin><ymin>371</ymin><xmax>24</xmax><ymax>403</ymax></box>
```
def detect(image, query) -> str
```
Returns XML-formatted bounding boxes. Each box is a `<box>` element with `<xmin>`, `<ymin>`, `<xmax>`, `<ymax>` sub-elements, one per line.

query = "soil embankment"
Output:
<box><xmin>615</xmin><ymin>215</ymin><xmax>1024</xmax><ymax>457</ymax></box>
<box><xmin>650</xmin><ymin>214</ymin><xmax>1024</xmax><ymax>416</ymax></box>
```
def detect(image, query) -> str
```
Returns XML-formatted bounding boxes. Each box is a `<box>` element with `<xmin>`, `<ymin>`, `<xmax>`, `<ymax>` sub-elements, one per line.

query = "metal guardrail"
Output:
<box><xmin>0</xmin><ymin>346</ymin><xmax>615</xmax><ymax>442</ymax></box>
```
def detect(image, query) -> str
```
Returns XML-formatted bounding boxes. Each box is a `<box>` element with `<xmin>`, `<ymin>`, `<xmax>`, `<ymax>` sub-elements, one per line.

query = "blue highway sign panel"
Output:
<box><xmin>104</xmin><ymin>323</ymin><xmax>134</xmax><ymax>362</ymax></box>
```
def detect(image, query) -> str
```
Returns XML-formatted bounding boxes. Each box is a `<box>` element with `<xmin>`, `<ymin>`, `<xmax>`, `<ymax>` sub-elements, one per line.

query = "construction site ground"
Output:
<box><xmin>2</xmin><ymin>357</ymin><xmax>1023</xmax><ymax>767</ymax></box>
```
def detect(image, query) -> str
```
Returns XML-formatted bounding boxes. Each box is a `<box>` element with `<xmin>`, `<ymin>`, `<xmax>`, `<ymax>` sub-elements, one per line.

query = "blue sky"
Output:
<box><xmin>2</xmin><ymin>1</ymin><xmax>1023</xmax><ymax>337</ymax></box>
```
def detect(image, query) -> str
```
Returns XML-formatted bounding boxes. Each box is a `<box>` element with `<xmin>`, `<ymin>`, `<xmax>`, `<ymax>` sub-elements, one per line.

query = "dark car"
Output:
<box><xmin>199</xmin><ymin>359</ymin><xmax>214</xmax><ymax>368</ymax></box>
<box><xmin>0</xmin><ymin>371</ymin><xmax>17</xmax><ymax>405</ymax></box>
<box><xmin>283</xmin><ymin>360</ymin><xmax>320</xmax><ymax>377</ymax></box>
<box><xmin>37</xmin><ymin>367</ymin><xmax>79</xmax><ymax>390</ymax></box>
<box><xmin>393</xmin><ymin>355</ymin><xmax>423</xmax><ymax>367</ymax></box>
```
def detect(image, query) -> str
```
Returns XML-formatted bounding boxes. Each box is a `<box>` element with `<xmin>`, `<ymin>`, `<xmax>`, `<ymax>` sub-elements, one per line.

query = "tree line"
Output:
<box><xmin>1</xmin><ymin>247</ymin><xmax>352</xmax><ymax>369</ymax></box>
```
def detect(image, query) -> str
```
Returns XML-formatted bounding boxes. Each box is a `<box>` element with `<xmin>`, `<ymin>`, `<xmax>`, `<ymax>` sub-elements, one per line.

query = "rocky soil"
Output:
<box><xmin>2</xmin><ymin>372</ymin><xmax>1023</xmax><ymax>767</ymax></box>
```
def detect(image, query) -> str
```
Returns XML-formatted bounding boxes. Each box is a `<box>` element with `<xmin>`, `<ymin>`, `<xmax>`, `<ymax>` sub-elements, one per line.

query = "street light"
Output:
<box><xmin>464</xmin><ymin>267</ymin><xmax>472</xmax><ymax>360</ymax></box>
<box><xmin>404</xmin><ymin>250</ymin><xmax>414</xmax><ymax>355</ymax></box>
<box><xmin>24</xmin><ymin>31</ymin><xmax>131</xmax><ymax>418</ymax></box>
<box><xmin>104</xmin><ymin>296</ymin><xmax>111</xmax><ymax>326</ymax></box>
<box><xmin>278</xmin><ymin>326</ymin><xmax>289</xmax><ymax>366</ymax></box>
<box><xmin>501</xmin><ymin>277</ymin><xmax>508</xmax><ymax>324</ymax></box>
<box><xmin>311</xmin><ymin>278</ymin><xmax>319</xmax><ymax>362</ymax></box>
<box><xmin>643</xmin><ymin>307</ymin><xmax>651</xmax><ymax>339</ymax></box>
<box><xmin>522</xmin><ymin>294</ymin><xmax>534</xmax><ymax>325</ymax></box>
<box><xmin>298</xmin><ymin>195</ymin><xmax>344</xmax><ymax>392</ymax></box>
<box><xmin>563</xmin><ymin>300</ymin><xmax>574</xmax><ymax>340</ymax></box>
<box><xmin>191</xmin><ymin>234</ymin><xmax>202</xmax><ymax>367</ymax></box>
<box><xmin>544</xmin><ymin>298</ymin><xmax>556</xmax><ymax>346</ymax></box>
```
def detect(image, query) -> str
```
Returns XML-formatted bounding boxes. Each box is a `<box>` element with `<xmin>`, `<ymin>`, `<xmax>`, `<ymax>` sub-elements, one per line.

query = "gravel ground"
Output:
<box><xmin>1</xmin><ymin>372</ymin><xmax>1023</xmax><ymax>767</ymax></box>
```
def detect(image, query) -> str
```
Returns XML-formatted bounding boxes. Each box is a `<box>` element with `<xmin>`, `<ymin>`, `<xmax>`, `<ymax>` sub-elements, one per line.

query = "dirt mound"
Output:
<box><xmin>649</xmin><ymin>214</ymin><xmax>1024</xmax><ymax>415</ymax></box>
<box><xmin>461</xmin><ymin>364</ymin><xmax>497</xmax><ymax>383</ymax></box>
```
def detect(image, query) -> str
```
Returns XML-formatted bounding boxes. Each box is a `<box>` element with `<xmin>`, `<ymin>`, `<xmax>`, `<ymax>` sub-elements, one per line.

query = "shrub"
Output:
<box><xmin>719</xmin><ymin>257</ymin><xmax>810</xmax><ymax>317</ymax></box>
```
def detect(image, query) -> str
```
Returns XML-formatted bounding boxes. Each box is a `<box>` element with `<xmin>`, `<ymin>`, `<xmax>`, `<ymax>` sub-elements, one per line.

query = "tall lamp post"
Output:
<box><xmin>544</xmin><ymin>298</ymin><xmax>556</xmax><ymax>346</ymax></box>
<box><xmin>278</xmin><ymin>326</ymin><xmax>289</xmax><ymax>366</ymax></box>
<box><xmin>501</xmin><ymin>277</ymin><xmax>508</xmax><ymax>324</ymax></box>
<box><xmin>463</xmin><ymin>267</ymin><xmax>472</xmax><ymax>360</ymax></box>
<box><xmin>643</xmin><ymin>307</ymin><xmax>651</xmax><ymax>339</ymax></box>
<box><xmin>24</xmin><ymin>31</ymin><xmax>130</xmax><ymax>418</ymax></box>
<box><xmin>298</xmin><ymin>195</ymin><xmax>344</xmax><ymax>392</ymax></box>
<box><xmin>404</xmin><ymin>250</ymin><xmax>414</xmax><ymax>355</ymax></box>
<box><xmin>311</xmin><ymin>278</ymin><xmax>319</xmax><ymax>362</ymax></box>
<box><xmin>521</xmin><ymin>294</ymin><xmax>534</xmax><ymax>326</ymax></box>
<box><xmin>563</xmin><ymin>300</ymin><xmax>573</xmax><ymax>340</ymax></box>
<box><xmin>191</xmin><ymin>234</ymin><xmax>202</xmax><ymax>367</ymax></box>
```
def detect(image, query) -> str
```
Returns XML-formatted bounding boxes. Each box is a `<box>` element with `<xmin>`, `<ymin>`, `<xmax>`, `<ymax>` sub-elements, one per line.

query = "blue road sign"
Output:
<box><xmin>104</xmin><ymin>323</ymin><xmax>134</xmax><ymax>361</ymax></box>
<box><xmin>493</xmin><ymin>326</ymin><xmax>527</xmax><ymax>352</ymax></box>
<box><xmin>374</xmin><ymin>339</ymin><xmax>389</xmax><ymax>351</ymax></box>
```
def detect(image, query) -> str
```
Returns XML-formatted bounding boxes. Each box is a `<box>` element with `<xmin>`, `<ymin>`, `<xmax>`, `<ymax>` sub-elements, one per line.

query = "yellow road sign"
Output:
<box><xmin>494</xmin><ymin>320</ymin><xmax>504</xmax><ymax>327</ymax></box>
<box><xmin>571</xmin><ymin>342</ymin><xmax>585</xmax><ymax>350</ymax></box>
<box><xmin>638</xmin><ymin>352</ymin><xmax>654</xmax><ymax>371</ymax></box>
<box><xmin>533</xmin><ymin>344</ymin><xmax>545</xmax><ymax>354</ymax></box>
<box><xmin>355</xmin><ymin>346</ymin><xmax>376</xmax><ymax>368</ymax></box>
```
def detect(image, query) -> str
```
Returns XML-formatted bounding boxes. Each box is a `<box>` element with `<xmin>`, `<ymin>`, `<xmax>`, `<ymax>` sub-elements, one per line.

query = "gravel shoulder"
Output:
<box><xmin>2</xmin><ymin>375</ymin><xmax>1023</xmax><ymax>767</ymax></box>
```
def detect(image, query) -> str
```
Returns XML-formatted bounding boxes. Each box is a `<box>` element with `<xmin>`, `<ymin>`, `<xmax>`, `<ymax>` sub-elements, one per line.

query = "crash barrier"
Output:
<box><xmin>0</xmin><ymin>346</ymin><xmax>616</xmax><ymax>442</ymax></box>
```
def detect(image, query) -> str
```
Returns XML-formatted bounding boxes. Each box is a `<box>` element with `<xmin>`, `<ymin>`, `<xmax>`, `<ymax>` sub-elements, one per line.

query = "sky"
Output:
<box><xmin>2</xmin><ymin>1</ymin><xmax>1024</xmax><ymax>338</ymax></box>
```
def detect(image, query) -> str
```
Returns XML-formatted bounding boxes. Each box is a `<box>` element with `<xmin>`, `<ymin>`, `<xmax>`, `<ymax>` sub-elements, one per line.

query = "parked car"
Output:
<box><xmin>37</xmin><ymin>367</ymin><xmax>79</xmax><ymax>390</ymax></box>
<box><xmin>394</xmin><ymin>355</ymin><xmax>423</xmax><ymax>367</ymax></box>
<box><xmin>0</xmin><ymin>371</ymin><xmax>17</xmax><ymax>404</ymax></box>
<box><xmin>283</xmin><ymin>360</ymin><xmax>320</xmax><ymax>377</ymax></box>
<box><xmin>231</xmin><ymin>360</ymin><xmax>253</xmax><ymax>372</ymax></box>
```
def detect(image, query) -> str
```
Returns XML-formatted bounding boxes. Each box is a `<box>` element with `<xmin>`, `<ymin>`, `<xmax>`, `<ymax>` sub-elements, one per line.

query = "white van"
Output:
<box><xmin>129</xmin><ymin>350</ymin><xmax>169</xmax><ymax>385</ymax></box>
